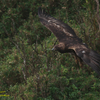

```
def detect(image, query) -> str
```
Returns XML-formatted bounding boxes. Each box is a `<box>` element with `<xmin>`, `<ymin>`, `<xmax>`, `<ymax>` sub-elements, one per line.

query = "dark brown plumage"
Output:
<box><xmin>38</xmin><ymin>7</ymin><xmax>100</xmax><ymax>76</ymax></box>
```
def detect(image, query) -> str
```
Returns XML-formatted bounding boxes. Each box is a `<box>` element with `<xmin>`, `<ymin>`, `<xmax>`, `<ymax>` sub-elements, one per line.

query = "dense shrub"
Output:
<box><xmin>0</xmin><ymin>0</ymin><xmax>100</xmax><ymax>100</ymax></box>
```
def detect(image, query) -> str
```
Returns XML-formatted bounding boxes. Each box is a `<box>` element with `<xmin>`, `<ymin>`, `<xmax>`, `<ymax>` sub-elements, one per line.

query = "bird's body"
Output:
<box><xmin>38</xmin><ymin>7</ymin><xmax>100</xmax><ymax>75</ymax></box>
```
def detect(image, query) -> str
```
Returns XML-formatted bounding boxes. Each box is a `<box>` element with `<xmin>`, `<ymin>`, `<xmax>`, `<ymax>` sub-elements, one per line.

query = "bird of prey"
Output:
<box><xmin>38</xmin><ymin>7</ymin><xmax>100</xmax><ymax>75</ymax></box>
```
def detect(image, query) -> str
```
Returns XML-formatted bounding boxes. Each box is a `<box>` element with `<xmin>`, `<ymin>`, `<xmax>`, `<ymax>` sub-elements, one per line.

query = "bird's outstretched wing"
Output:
<box><xmin>69</xmin><ymin>45</ymin><xmax>100</xmax><ymax>75</ymax></box>
<box><xmin>38</xmin><ymin>7</ymin><xmax>77</xmax><ymax>41</ymax></box>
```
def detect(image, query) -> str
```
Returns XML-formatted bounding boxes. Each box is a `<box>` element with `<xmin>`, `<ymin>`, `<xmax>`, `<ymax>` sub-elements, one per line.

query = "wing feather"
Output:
<box><xmin>70</xmin><ymin>45</ymin><xmax>100</xmax><ymax>75</ymax></box>
<box><xmin>38</xmin><ymin>7</ymin><xmax>76</xmax><ymax>41</ymax></box>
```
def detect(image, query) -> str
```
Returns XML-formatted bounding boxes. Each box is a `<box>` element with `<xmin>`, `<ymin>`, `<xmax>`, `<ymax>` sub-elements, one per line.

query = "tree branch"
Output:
<box><xmin>95</xmin><ymin>0</ymin><xmax>100</xmax><ymax>32</ymax></box>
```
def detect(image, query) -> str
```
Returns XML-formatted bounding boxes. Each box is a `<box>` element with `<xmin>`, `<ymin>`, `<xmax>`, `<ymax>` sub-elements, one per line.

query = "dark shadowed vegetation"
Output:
<box><xmin>0</xmin><ymin>0</ymin><xmax>100</xmax><ymax>100</ymax></box>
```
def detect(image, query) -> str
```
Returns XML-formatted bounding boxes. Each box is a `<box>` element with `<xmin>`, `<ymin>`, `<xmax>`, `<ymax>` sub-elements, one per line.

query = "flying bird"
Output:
<box><xmin>38</xmin><ymin>7</ymin><xmax>100</xmax><ymax>75</ymax></box>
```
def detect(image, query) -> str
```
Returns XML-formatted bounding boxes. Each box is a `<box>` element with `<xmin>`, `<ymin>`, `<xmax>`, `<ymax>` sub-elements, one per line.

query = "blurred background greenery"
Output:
<box><xmin>0</xmin><ymin>0</ymin><xmax>100</xmax><ymax>99</ymax></box>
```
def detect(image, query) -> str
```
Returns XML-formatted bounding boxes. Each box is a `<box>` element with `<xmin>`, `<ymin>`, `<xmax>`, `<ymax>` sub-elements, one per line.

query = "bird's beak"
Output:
<box><xmin>52</xmin><ymin>47</ymin><xmax>55</xmax><ymax>51</ymax></box>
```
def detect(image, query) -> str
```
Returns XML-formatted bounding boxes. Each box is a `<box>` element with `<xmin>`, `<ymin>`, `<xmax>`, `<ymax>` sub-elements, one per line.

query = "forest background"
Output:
<box><xmin>0</xmin><ymin>0</ymin><xmax>100</xmax><ymax>100</ymax></box>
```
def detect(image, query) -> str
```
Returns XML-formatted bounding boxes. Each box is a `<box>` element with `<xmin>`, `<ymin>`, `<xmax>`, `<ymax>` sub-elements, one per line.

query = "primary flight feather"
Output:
<box><xmin>38</xmin><ymin>7</ymin><xmax>100</xmax><ymax>76</ymax></box>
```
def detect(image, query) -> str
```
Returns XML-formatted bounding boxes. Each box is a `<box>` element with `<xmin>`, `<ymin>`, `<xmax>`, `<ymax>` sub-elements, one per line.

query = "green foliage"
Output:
<box><xmin>0</xmin><ymin>0</ymin><xmax>100</xmax><ymax>100</ymax></box>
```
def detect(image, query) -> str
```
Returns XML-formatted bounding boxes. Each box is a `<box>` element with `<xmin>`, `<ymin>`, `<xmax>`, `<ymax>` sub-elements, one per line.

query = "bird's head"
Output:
<box><xmin>52</xmin><ymin>43</ymin><xmax>65</xmax><ymax>53</ymax></box>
